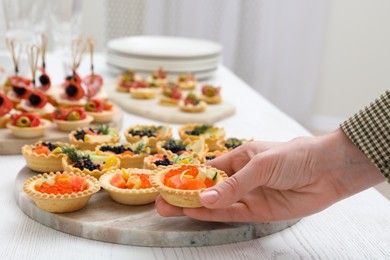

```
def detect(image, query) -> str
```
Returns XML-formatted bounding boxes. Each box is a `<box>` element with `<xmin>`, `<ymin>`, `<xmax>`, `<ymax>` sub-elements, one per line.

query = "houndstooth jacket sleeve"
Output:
<box><xmin>340</xmin><ymin>90</ymin><xmax>390</xmax><ymax>181</ymax></box>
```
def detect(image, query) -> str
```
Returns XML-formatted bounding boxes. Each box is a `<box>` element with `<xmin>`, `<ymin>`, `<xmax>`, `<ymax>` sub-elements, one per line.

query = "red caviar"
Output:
<box><xmin>110</xmin><ymin>172</ymin><xmax>152</xmax><ymax>190</ymax></box>
<box><xmin>163</xmin><ymin>165</ymin><xmax>214</xmax><ymax>190</ymax></box>
<box><xmin>33</xmin><ymin>144</ymin><xmax>50</xmax><ymax>156</ymax></box>
<box><xmin>34</xmin><ymin>174</ymin><xmax>88</xmax><ymax>195</ymax></box>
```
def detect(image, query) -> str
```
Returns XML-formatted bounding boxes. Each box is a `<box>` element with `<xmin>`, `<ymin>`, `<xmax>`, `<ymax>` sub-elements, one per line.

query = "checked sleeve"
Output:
<box><xmin>340</xmin><ymin>90</ymin><xmax>390</xmax><ymax>181</ymax></box>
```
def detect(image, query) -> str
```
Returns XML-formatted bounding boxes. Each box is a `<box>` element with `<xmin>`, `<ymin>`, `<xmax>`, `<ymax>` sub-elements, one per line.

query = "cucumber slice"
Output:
<box><xmin>198</xmin><ymin>167</ymin><xmax>217</xmax><ymax>181</ymax></box>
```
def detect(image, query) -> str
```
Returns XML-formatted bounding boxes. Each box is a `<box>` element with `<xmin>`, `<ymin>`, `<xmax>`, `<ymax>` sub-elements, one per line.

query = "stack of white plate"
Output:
<box><xmin>106</xmin><ymin>35</ymin><xmax>222</xmax><ymax>79</ymax></box>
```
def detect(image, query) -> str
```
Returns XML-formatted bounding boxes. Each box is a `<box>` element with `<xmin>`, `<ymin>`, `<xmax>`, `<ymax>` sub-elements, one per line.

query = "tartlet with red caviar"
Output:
<box><xmin>22</xmin><ymin>141</ymin><xmax>71</xmax><ymax>172</ymax></box>
<box><xmin>23</xmin><ymin>172</ymin><xmax>100</xmax><ymax>213</ymax></box>
<box><xmin>7</xmin><ymin>112</ymin><xmax>51</xmax><ymax>138</ymax></box>
<box><xmin>100</xmin><ymin>168</ymin><xmax>158</xmax><ymax>205</ymax></box>
<box><xmin>150</xmin><ymin>164</ymin><xmax>227</xmax><ymax>208</ymax></box>
<box><xmin>52</xmin><ymin>107</ymin><xmax>93</xmax><ymax>132</ymax></box>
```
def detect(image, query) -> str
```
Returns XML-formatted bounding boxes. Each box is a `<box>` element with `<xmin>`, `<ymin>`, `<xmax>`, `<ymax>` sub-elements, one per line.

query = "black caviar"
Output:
<box><xmin>41</xmin><ymin>142</ymin><xmax>58</xmax><ymax>151</ymax></box>
<box><xmin>225</xmin><ymin>138</ymin><xmax>243</xmax><ymax>149</ymax></box>
<box><xmin>154</xmin><ymin>154</ymin><xmax>173</xmax><ymax>166</ymax></box>
<box><xmin>162</xmin><ymin>139</ymin><xmax>187</xmax><ymax>154</ymax></box>
<box><xmin>73</xmin><ymin>156</ymin><xmax>101</xmax><ymax>171</ymax></box>
<box><xmin>205</xmin><ymin>155</ymin><xmax>216</xmax><ymax>161</ymax></box>
<box><xmin>128</xmin><ymin>128</ymin><xmax>156</xmax><ymax>137</ymax></box>
<box><xmin>99</xmin><ymin>145</ymin><xmax>134</xmax><ymax>154</ymax></box>
<box><xmin>184</xmin><ymin>125</ymin><xmax>209</xmax><ymax>136</ymax></box>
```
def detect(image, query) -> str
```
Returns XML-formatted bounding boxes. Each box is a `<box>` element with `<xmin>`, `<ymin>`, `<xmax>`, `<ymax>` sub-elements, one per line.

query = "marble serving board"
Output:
<box><xmin>0</xmin><ymin>106</ymin><xmax>123</xmax><ymax>155</ymax></box>
<box><xmin>107</xmin><ymin>84</ymin><xmax>235</xmax><ymax>124</ymax></box>
<box><xmin>16</xmin><ymin>167</ymin><xmax>299</xmax><ymax>247</ymax></box>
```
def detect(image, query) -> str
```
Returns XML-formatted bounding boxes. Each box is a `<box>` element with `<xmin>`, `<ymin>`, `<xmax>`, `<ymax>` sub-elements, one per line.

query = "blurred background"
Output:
<box><xmin>0</xmin><ymin>0</ymin><xmax>389</xmax><ymax>193</ymax></box>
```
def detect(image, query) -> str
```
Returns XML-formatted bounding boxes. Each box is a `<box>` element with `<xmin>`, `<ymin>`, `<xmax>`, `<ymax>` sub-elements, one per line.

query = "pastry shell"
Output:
<box><xmin>178</xmin><ymin>124</ymin><xmax>226</xmax><ymax>152</ymax></box>
<box><xmin>22</xmin><ymin>142</ymin><xmax>69</xmax><ymax>172</ymax></box>
<box><xmin>62</xmin><ymin>154</ymin><xmax>121</xmax><ymax>179</ymax></box>
<box><xmin>201</xmin><ymin>94</ymin><xmax>221</xmax><ymax>104</ymax></box>
<box><xmin>95</xmin><ymin>143</ymin><xmax>151</xmax><ymax>169</ymax></box>
<box><xmin>23</xmin><ymin>171</ymin><xmax>100</xmax><ymax>213</ymax></box>
<box><xmin>54</xmin><ymin>115</ymin><xmax>94</xmax><ymax>132</ymax></box>
<box><xmin>6</xmin><ymin>119</ymin><xmax>51</xmax><ymax>138</ymax></box>
<box><xmin>143</xmin><ymin>154</ymin><xmax>173</xmax><ymax>170</ymax></box>
<box><xmin>179</xmin><ymin>100</ymin><xmax>207</xmax><ymax>113</ymax></box>
<box><xmin>156</xmin><ymin>138</ymin><xmax>209</xmax><ymax>157</ymax></box>
<box><xmin>86</xmin><ymin>106</ymin><xmax>117</xmax><ymax>123</ymax></box>
<box><xmin>124</xmin><ymin>125</ymin><xmax>172</xmax><ymax>153</ymax></box>
<box><xmin>130</xmin><ymin>88</ymin><xmax>156</xmax><ymax>99</ymax></box>
<box><xmin>100</xmin><ymin>169</ymin><xmax>159</xmax><ymax>205</ymax></box>
<box><xmin>150</xmin><ymin>164</ymin><xmax>228</xmax><ymax>208</ymax></box>
<box><xmin>69</xmin><ymin>130</ymin><xmax>120</xmax><ymax>151</ymax></box>
<box><xmin>159</xmin><ymin>95</ymin><xmax>180</xmax><ymax>106</ymax></box>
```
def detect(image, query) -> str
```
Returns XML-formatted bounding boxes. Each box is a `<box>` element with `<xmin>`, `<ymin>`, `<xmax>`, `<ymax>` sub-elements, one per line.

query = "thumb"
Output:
<box><xmin>199</xmin><ymin>153</ymin><xmax>273</xmax><ymax>208</ymax></box>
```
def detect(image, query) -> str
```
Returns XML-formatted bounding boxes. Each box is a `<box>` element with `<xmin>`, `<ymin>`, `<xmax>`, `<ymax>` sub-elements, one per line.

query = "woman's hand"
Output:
<box><xmin>155</xmin><ymin>128</ymin><xmax>384</xmax><ymax>222</ymax></box>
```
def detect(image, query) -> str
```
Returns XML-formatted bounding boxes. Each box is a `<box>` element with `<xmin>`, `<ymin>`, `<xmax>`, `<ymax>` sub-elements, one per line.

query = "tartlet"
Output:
<box><xmin>7</xmin><ymin>115</ymin><xmax>51</xmax><ymax>139</ymax></box>
<box><xmin>95</xmin><ymin>139</ymin><xmax>151</xmax><ymax>169</ymax></box>
<box><xmin>150</xmin><ymin>164</ymin><xmax>227</xmax><ymax>208</ymax></box>
<box><xmin>179</xmin><ymin>93</ymin><xmax>207</xmax><ymax>113</ymax></box>
<box><xmin>22</xmin><ymin>141</ymin><xmax>71</xmax><ymax>172</ymax></box>
<box><xmin>52</xmin><ymin>108</ymin><xmax>94</xmax><ymax>132</ymax></box>
<box><xmin>124</xmin><ymin>125</ymin><xmax>172</xmax><ymax>153</ymax></box>
<box><xmin>69</xmin><ymin>126</ymin><xmax>120</xmax><ymax>150</ymax></box>
<box><xmin>178</xmin><ymin>124</ymin><xmax>226</xmax><ymax>151</ymax></box>
<box><xmin>200</xmin><ymin>85</ymin><xmax>221</xmax><ymax>104</ymax></box>
<box><xmin>100</xmin><ymin>168</ymin><xmax>159</xmax><ymax>205</ymax></box>
<box><xmin>159</xmin><ymin>84</ymin><xmax>182</xmax><ymax>106</ymax></box>
<box><xmin>130</xmin><ymin>87</ymin><xmax>156</xmax><ymax>99</ymax></box>
<box><xmin>116</xmin><ymin>70</ymin><xmax>143</xmax><ymax>92</ymax></box>
<box><xmin>62</xmin><ymin>150</ymin><xmax>121</xmax><ymax>179</ymax></box>
<box><xmin>144</xmin><ymin>153</ymin><xmax>173</xmax><ymax>170</ymax></box>
<box><xmin>23</xmin><ymin>172</ymin><xmax>100</xmax><ymax>213</ymax></box>
<box><xmin>176</xmin><ymin>73</ymin><xmax>197</xmax><ymax>90</ymax></box>
<box><xmin>156</xmin><ymin>137</ymin><xmax>208</xmax><ymax>157</ymax></box>
<box><xmin>84</xmin><ymin>99</ymin><xmax>117</xmax><ymax>123</ymax></box>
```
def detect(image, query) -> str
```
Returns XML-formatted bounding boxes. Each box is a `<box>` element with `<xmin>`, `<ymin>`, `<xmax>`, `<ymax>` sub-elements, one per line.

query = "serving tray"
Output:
<box><xmin>0</xmin><ymin>106</ymin><xmax>123</xmax><ymax>155</ymax></box>
<box><xmin>107</xmin><ymin>84</ymin><xmax>235</xmax><ymax>124</ymax></box>
<box><xmin>16</xmin><ymin>166</ymin><xmax>299</xmax><ymax>247</ymax></box>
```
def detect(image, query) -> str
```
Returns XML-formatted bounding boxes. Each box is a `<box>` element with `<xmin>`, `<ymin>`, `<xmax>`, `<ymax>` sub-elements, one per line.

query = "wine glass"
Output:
<box><xmin>49</xmin><ymin>0</ymin><xmax>83</xmax><ymax>77</ymax></box>
<box><xmin>2</xmin><ymin>0</ymin><xmax>48</xmax><ymax>77</ymax></box>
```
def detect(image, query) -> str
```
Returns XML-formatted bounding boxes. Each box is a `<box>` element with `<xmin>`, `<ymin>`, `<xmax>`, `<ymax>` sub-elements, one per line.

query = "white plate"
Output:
<box><xmin>107</xmin><ymin>36</ymin><xmax>222</xmax><ymax>59</ymax></box>
<box><xmin>107</xmin><ymin>64</ymin><xmax>218</xmax><ymax>80</ymax></box>
<box><xmin>106</xmin><ymin>53</ymin><xmax>220</xmax><ymax>71</ymax></box>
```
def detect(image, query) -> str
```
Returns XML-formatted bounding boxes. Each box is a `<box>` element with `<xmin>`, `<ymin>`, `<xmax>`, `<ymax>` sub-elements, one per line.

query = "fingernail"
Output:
<box><xmin>200</xmin><ymin>190</ymin><xmax>219</xmax><ymax>204</ymax></box>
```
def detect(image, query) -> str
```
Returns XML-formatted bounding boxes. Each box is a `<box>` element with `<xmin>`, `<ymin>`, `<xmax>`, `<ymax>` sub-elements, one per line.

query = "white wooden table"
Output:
<box><xmin>1</xmin><ymin>54</ymin><xmax>389</xmax><ymax>259</ymax></box>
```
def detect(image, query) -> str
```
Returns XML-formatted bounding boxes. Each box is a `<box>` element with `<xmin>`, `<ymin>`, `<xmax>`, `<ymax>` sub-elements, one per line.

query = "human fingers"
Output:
<box><xmin>155</xmin><ymin>195</ymin><xmax>184</xmax><ymax>217</ymax></box>
<box><xmin>200</xmin><ymin>152</ymin><xmax>276</xmax><ymax>209</ymax></box>
<box><xmin>206</xmin><ymin>141</ymin><xmax>279</xmax><ymax>176</ymax></box>
<box><xmin>183</xmin><ymin>201</ymin><xmax>260</xmax><ymax>222</ymax></box>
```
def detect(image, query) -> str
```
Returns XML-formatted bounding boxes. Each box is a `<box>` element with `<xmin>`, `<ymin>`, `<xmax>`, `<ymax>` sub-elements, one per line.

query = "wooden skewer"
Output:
<box><xmin>71</xmin><ymin>37</ymin><xmax>87</xmax><ymax>77</ymax></box>
<box><xmin>26</xmin><ymin>44</ymin><xmax>40</xmax><ymax>87</ymax></box>
<box><xmin>87</xmin><ymin>37</ymin><xmax>95</xmax><ymax>81</ymax></box>
<box><xmin>6</xmin><ymin>38</ymin><xmax>22</xmax><ymax>75</ymax></box>
<box><xmin>36</xmin><ymin>33</ymin><xmax>48</xmax><ymax>69</ymax></box>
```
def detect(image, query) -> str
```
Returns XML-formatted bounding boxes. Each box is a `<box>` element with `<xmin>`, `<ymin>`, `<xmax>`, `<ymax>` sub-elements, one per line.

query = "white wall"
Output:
<box><xmin>310</xmin><ymin>0</ymin><xmax>390</xmax><ymax>132</ymax></box>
